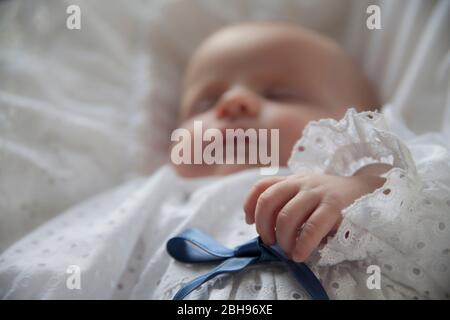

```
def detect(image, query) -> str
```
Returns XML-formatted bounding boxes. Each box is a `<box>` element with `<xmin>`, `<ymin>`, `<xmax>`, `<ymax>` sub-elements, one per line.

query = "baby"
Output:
<box><xmin>173</xmin><ymin>22</ymin><xmax>391</xmax><ymax>262</ymax></box>
<box><xmin>1</xmin><ymin>21</ymin><xmax>448</xmax><ymax>301</ymax></box>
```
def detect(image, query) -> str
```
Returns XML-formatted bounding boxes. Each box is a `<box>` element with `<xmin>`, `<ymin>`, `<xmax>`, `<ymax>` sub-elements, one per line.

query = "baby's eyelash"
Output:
<box><xmin>263</xmin><ymin>88</ymin><xmax>303</xmax><ymax>102</ymax></box>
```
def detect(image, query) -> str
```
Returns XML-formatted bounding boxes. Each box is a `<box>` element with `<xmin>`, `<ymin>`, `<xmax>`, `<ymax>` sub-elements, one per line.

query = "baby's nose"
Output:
<box><xmin>215</xmin><ymin>88</ymin><xmax>261</xmax><ymax>120</ymax></box>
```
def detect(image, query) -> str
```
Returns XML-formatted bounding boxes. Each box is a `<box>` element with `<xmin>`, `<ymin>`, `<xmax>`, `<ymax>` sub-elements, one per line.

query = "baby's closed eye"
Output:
<box><xmin>262</xmin><ymin>87</ymin><xmax>304</xmax><ymax>103</ymax></box>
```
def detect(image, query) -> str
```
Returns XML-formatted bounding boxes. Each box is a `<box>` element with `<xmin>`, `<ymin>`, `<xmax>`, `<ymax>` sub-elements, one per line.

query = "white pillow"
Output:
<box><xmin>0</xmin><ymin>0</ymin><xmax>153</xmax><ymax>251</ymax></box>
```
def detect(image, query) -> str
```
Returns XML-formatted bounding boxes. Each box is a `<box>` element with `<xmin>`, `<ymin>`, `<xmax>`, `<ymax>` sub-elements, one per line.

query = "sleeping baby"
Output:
<box><xmin>0</xmin><ymin>22</ymin><xmax>449</xmax><ymax>300</ymax></box>
<box><xmin>173</xmin><ymin>22</ymin><xmax>390</xmax><ymax>264</ymax></box>
<box><xmin>156</xmin><ymin>22</ymin><xmax>449</xmax><ymax>299</ymax></box>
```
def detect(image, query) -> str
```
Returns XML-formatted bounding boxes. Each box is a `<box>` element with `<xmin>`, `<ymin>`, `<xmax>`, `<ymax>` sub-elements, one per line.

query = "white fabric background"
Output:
<box><xmin>0</xmin><ymin>0</ymin><xmax>449</xmax><ymax>297</ymax></box>
<box><xmin>1</xmin><ymin>108</ymin><xmax>449</xmax><ymax>300</ymax></box>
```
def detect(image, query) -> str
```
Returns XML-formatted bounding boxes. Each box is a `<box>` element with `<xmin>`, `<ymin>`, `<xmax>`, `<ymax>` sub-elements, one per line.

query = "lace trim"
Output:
<box><xmin>317</xmin><ymin>167</ymin><xmax>422</xmax><ymax>266</ymax></box>
<box><xmin>288</xmin><ymin>108</ymin><xmax>418</xmax><ymax>178</ymax></box>
<box><xmin>286</xmin><ymin>109</ymin><xmax>450</xmax><ymax>297</ymax></box>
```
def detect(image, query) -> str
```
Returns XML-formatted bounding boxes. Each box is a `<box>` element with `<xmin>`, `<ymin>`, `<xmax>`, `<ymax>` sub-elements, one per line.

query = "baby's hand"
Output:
<box><xmin>244</xmin><ymin>165</ymin><xmax>391</xmax><ymax>262</ymax></box>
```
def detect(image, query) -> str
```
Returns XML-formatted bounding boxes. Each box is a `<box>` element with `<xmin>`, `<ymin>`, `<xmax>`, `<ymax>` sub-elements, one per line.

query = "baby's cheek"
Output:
<box><xmin>265</xmin><ymin>108</ymin><xmax>307</xmax><ymax>164</ymax></box>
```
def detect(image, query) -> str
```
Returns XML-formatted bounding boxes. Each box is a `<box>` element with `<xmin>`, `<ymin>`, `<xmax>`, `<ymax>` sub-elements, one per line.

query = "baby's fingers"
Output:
<box><xmin>243</xmin><ymin>176</ymin><xmax>285</xmax><ymax>224</ymax></box>
<box><xmin>275</xmin><ymin>190</ymin><xmax>321</xmax><ymax>258</ymax></box>
<box><xmin>292</xmin><ymin>203</ymin><xmax>341</xmax><ymax>262</ymax></box>
<box><xmin>254</xmin><ymin>179</ymin><xmax>299</xmax><ymax>245</ymax></box>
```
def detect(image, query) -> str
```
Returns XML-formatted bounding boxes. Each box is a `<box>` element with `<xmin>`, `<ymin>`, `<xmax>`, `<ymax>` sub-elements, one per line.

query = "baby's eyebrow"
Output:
<box><xmin>192</xmin><ymin>80</ymin><xmax>228</xmax><ymax>100</ymax></box>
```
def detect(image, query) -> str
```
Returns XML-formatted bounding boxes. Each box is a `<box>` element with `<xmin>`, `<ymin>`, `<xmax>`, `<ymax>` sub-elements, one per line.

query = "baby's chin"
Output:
<box><xmin>172</xmin><ymin>162</ymin><xmax>266</xmax><ymax>178</ymax></box>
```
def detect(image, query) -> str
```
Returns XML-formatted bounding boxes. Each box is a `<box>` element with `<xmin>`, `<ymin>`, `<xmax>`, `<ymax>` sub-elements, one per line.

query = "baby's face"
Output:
<box><xmin>174</xmin><ymin>23</ymin><xmax>378</xmax><ymax>177</ymax></box>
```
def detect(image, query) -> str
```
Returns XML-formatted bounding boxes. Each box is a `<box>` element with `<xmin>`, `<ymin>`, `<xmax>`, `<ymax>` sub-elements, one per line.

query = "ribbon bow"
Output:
<box><xmin>166</xmin><ymin>228</ymin><xmax>329</xmax><ymax>300</ymax></box>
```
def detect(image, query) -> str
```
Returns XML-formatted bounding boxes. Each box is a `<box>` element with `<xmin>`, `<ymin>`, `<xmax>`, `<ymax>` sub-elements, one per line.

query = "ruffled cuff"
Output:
<box><xmin>287</xmin><ymin>108</ymin><xmax>422</xmax><ymax>265</ymax></box>
<box><xmin>288</xmin><ymin>108</ymin><xmax>418</xmax><ymax>177</ymax></box>
<box><xmin>317</xmin><ymin>167</ymin><xmax>422</xmax><ymax>266</ymax></box>
<box><xmin>286</xmin><ymin>108</ymin><xmax>450</xmax><ymax>297</ymax></box>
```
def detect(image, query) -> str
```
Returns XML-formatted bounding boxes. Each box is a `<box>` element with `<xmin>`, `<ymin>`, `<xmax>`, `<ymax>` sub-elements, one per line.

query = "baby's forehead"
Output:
<box><xmin>184</xmin><ymin>24</ymin><xmax>333</xmax><ymax>85</ymax></box>
<box><xmin>191</xmin><ymin>24</ymin><xmax>318</xmax><ymax>64</ymax></box>
<box><xmin>199</xmin><ymin>23</ymin><xmax>321</xmax><ymax>52</ymax></box>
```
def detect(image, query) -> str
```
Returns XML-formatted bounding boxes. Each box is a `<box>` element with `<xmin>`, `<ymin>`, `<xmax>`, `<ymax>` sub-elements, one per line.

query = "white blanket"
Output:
<box><xmin>1</xmin><ymin>107</ymin><xmax>449</xmax><ymax>299</ymax></box>
<box><xmin>0</xmin><ymin>0</ymin><xmax>449</xmax><ymax>299</ymax></box>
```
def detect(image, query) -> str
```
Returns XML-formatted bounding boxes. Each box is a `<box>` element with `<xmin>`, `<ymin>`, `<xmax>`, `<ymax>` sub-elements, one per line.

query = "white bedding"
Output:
<box><xmin>1</xmin><ymin>107</ymin><xmax>449</xmax><ymax>299</ymax></box>
<box><xmin>0</xmin><ymin>0</ymin><xmax>449</xmax><ymax>299</ymax></box>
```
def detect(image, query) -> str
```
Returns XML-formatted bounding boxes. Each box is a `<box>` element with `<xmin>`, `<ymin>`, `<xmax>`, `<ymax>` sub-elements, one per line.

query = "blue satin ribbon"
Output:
<box><xmin>166</xmin><ymin>228</ymin><xmax>329</xmax><ymax>300</ymax></box>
